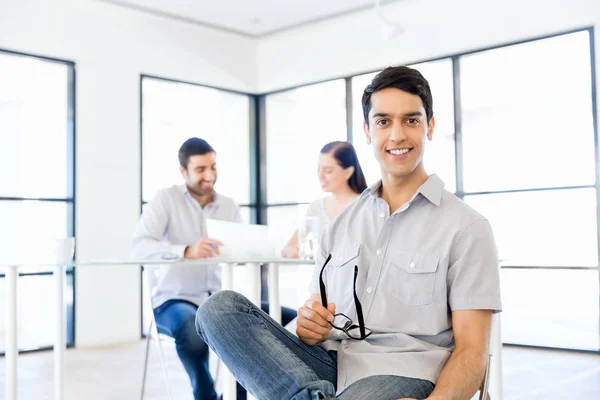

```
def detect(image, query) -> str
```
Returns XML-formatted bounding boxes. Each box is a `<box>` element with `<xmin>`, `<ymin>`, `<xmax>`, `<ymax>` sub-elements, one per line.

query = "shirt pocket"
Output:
<box><xmin>385</xmin><ymin>251</ymin><xmax>440</xmax><ymax>305</ymax></box>
<box><xmin>327</xmin><ymin>244</ymin><xmax>361</xmax><ymax>297</ymax></box>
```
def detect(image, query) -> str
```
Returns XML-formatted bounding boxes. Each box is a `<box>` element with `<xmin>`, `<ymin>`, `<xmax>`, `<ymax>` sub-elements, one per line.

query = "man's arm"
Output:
<box><xmin>405</xmin><ymin>309</ymin><xmax>492</xmax><ymax>400</ymax></box>
<box><xmin>131</xmin><ymin>193</ymin><xmax>187</xmax><ymax>260</ymax></box>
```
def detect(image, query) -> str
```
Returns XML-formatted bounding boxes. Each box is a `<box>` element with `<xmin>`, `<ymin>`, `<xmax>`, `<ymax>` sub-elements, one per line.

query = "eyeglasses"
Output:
<box><xmin>319</xmin><ymin>253</ymin><xmax>372</xmax><ymax>340</ymax></box>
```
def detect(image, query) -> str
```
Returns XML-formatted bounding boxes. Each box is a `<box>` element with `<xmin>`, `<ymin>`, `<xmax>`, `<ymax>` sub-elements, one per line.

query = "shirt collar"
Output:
<box><xmin>364</xmin><ymin>174</ymin><xmax>444</xmax><ymax>207</ymax></box>
<box><xmin>179</xmin><ymin>184</ymin><xmax>220</xmax><ymax>208</ymax></box>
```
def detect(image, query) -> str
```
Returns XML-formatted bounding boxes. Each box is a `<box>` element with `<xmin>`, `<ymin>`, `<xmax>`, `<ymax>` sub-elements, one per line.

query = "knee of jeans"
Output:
<box><xmin>195</xmin><ymin>290</ymin><xmax>243</xmax><ymax>337</ymax></box>
<box><xmin>177</xmin><ymin>315</ymin><xmax>209</xmax><ymax>351</ymax></box>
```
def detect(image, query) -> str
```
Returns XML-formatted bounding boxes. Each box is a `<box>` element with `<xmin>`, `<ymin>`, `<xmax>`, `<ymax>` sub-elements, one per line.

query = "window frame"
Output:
<box><xmin>0</xmin><ymin>48</ymin><xmax>76</xmax><ymax>355</ymax></box>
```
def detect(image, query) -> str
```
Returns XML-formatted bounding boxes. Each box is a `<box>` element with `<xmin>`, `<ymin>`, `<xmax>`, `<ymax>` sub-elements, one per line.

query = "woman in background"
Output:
<box><xmin>282</xmin><ymin>141</ymin><xmax>367</xmax><ymax>258</ymax></box>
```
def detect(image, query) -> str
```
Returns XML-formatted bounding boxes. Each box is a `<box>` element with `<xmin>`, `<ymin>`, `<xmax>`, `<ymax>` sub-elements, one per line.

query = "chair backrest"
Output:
<box><xmin>478</xmin><ymin>354</ymin><xmax>491</xmax><ymax>400</ymax></box>
<box><xmin>479</xmin><ymin>313</ymin><xmax>502</xmax><ymax>400</ymax></box>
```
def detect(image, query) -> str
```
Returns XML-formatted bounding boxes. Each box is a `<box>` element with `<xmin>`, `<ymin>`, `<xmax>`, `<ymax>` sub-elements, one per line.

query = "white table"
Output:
<box><xmin>2</xmin><ymin>257</ymin><xmax>308</xmax><ymax>400</ymax></box>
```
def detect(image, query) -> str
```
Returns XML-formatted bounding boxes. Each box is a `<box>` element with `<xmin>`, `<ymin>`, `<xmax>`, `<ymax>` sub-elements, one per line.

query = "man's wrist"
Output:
<box><xmin>178</xmin><ymin>244</ymin><xmax>190</xmax><ymax>259</ymax></box>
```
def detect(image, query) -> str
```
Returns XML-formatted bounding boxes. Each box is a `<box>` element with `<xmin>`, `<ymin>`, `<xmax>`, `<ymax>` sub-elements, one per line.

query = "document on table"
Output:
<box><xmin>206</xmin><ymin>219</ymin><xmax>277</xmax><ymax>259</ymax></box>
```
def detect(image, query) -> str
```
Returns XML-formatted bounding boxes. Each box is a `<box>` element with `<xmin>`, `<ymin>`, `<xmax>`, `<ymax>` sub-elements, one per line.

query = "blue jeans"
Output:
<box><xmin>195</xmin><ymin>291</ymin><xmax>435</xmax><ymax>400</ymax></box>
<box><xmin>154</xmin><ymin>297</ymin><xmax>297</xmax><ymax>400</ymax></box>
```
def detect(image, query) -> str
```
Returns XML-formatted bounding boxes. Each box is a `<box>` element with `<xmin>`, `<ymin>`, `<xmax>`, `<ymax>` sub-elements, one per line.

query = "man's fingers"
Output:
<box><xmin>298</xmin><ymin>306</ymin><xmax>331</xmax><ymax>328</ymax></box>
<box><xmin>205</xmin><ymin>238</ymin><xmax>224</xmax><ymax>246</ymax></box>
<box><xmin>327</xmin><ymin>302</ymin><xmax>336</xmax><ymax>315</ymax></box>
<box><xmin>198</xmin><ymin>243</ymin><xmax>218</xmax><ymax>255</ymax></box>
<box><xmin>304</xmin><ymin>300</ymin><xmax>334</xmax><ymax>323</ymax></box>
<box><xmin>296</xmin><ymin>325</ymin><xmax>327</xmax><ymax>342</ymax></box>
<box><xmin>297</xmin><ymin>313</ymin><xmax>332</xmax><ymax>336</ymax></box>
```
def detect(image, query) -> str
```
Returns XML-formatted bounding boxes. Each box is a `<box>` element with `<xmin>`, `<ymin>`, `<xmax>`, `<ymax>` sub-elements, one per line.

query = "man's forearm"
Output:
<box><xmin>427</xmin><ymin>347</ymin><xmax>486</xmax><ymax>400</ymax></box>
<box><xmin>131</xmin><ymin>236</ymin><xmax>186</xmax><ymax>260</ymax></box>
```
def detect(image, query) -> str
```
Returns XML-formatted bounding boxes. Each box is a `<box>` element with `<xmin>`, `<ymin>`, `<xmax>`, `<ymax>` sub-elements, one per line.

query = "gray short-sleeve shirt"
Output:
<box><xmin>308</xmin><ymin>174</ymin><xmax>502</xmax><ymax>394</ymax></box>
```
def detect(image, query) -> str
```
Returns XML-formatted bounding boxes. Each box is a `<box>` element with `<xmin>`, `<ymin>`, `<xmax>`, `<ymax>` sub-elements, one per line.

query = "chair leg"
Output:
<box><xmin>479</xmin><ymin>354</ymin><xmax>491</xmax><ymax>400</ymax></box>
<box><xmin>152</xmin><ymin>315</ymin><xmax>174</xmax><ymax>400</ymax></box>
<box><xmin>140</xmin><ymin>319</ymin><xmax>154</xmax><ymax>400</ymax></box>
<box><xmin>214</xmin><ymin>356</ymin><xmax>221</xmax><ymax>392</ymax></box>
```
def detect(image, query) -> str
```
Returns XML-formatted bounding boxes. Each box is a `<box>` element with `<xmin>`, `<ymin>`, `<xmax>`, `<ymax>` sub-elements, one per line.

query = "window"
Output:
<box><xmin>140</xmin><ymin>76</ymin><xmax>253</xmax><ymax>332</ymax></box>
<box><xmin>459</xmin><ymin>30</ymin><xmax>598</xmax><ymax>350</ymax></box>
<box><xmin>141</xmin><ymin>76</ymin><xmax>251</xmax><ymax>207</ymax></box>
<box><xmin>460</xmin><ymin>31</ymin><xmax>595</xmax><ymax>192</ymax></box>
<box><xmin>266</xmin><ymin>80</ymin><xmax>348</xmax><ymax>205</ymax></box>
<box><xmin>0</xmin><ymin>50</ymin><xmax>75</xmax><ymax>352</ymax></box>
<box><xmin>264</xmin><ymin>79</ymin><xmax>347</xmax><ymax>254</ymax></box>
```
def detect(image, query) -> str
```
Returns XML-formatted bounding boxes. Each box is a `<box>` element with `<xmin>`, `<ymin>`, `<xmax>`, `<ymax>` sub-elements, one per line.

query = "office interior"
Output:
<box><xmin>0</xmin><ymin>0</ymin><xmax>599</xmax><ymax>399</ymax></box>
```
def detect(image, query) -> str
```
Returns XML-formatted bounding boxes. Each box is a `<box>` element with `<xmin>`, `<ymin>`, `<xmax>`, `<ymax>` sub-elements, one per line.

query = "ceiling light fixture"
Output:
<box><xmin>374</xmin><ymin>0</ymin><xmax>405</xmax><ymax>40</ymax></box>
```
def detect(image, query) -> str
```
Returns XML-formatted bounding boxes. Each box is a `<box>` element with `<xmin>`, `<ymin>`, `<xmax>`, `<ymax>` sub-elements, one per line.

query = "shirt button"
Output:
<box><xmin>376</xmin><ymin>249</ymin><xmax>382</xmax><ymax>256</ymax></box>
<box><xmin>379</xmin><ymin>212</ymin><xmax>385</xmax><ymax>218</ymax></box>
<box><xmin>366</xmin><ymin>287</ymin><xmax>373</xmax><ymax>294</ymax></box>
<box><xmin>409</xmin><ymin>262</ymin><xmax>415</xmax><ymax>268</ymax></box>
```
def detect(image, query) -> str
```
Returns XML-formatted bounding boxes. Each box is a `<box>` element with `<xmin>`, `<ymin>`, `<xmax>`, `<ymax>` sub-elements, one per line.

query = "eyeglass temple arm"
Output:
<box><xmin>319</xmin><ymin>254</ymin><xmax>333</xmax><ymax>308</ymax></box>
<box><xmin>353</xmin><ymin>265</ymin><xmax>367</xmax><ymax>338</ymax></box>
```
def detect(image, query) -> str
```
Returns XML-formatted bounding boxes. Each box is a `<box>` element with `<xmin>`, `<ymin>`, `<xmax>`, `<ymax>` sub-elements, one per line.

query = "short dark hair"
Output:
<box><xmin>178</xmin><ymin>137</ymin><xmax>215</xmax><ymax>168</ymax></box>
<box><xmin>321</xmin><ymin>141</ymin><xmax>368</xmax><ymax>194</ymax></box>
<box><xmin>362</xmin><ymin>66</ymin><xmax>433</xmax><ymax>125</ymax></box>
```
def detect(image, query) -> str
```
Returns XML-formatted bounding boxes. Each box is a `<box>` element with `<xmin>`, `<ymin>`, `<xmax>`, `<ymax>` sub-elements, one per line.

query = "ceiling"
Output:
<box><xmin>100</xmin><ymin>0</ymin><xmax>401</xmax><ymax>37</ymax></box>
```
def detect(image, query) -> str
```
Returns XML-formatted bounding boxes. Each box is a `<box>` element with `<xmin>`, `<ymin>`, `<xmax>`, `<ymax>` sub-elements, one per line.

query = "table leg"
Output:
<box><xmin>5</xmin><ymin>265</ymin><xmax>18</xmax><ymax>400</ymax></box>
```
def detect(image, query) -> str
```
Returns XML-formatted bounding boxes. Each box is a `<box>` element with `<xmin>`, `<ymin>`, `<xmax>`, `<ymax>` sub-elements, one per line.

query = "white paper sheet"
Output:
<box><xmin>206</xmin><ymin>219</ymin><xmax>277</xmax><ymax>259</ymax></box>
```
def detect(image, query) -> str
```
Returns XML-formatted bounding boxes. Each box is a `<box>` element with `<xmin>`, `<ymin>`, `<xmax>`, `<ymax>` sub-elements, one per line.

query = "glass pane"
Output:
<box><xmin>465</xmin><ymin>189</ymin><xmax>598</xmax><ymax>266</ymax></box>
<box><xmin>0</xmin><ymin>200</ymin><xmax>68</xmax><ymax>271</ymax></box>
<box><xmin>501</xmin><ymin>268</ymin><xmax>599</xmax><ymax>350</ymax></box>
<box><xmin>351</xmin><ymin>59</ymin><xmax>456</xmax><ymax>191</ymax></box>
<box><xmin>351</xmin><ymin>71</ymin><xmax>379</xmax><ymax>186</ymax></box>
<box><xmin>266</xmin><ymin>80</ymin><xmax>347</xmax><ymax>203</ymax></box>
<box><xmin>0</xmin><ymin>274</ymin><xmax>75</xmax><ymax>351</ymax></box>
<box><xmin>239</xmin><ymin>206</ymin><xmax>253</xmax><ymax>224</ymax></box>
<box><xmin>142</xmin><ymin>78</ymin><xmax>250</xmax><ymax>204</ymax></box>
<box><xmin>0</xmin><ymin>52</ymin><xmax>71</xmax><ymax>198</ymax></box>
<box><xmin>461</xmin><ymin>31</ymin><xmax>595</xmax><ymax>191</ymax></box>
<box><xmin>266</xmin><ymin>205</ymin><xmax>309</xmax><ymax>256</ymax></box>
<box><xmin>266</xmin><ymin>205</ymin><xmax>315</xmax><ymax>306</ymax></box>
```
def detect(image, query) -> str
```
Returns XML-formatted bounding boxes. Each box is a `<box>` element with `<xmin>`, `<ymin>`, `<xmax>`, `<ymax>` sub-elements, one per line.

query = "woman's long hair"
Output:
<box><xmin>320</xmin><ymin>141</ymin><xmax>367</xmax><ymax>194</ymax></box>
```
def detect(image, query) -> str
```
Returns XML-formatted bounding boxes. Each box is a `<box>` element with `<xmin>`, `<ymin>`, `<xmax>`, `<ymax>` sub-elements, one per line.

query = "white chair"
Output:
<box><xmin>478</xmin><ymin>313</ymin><xmax>502</xmax><ymax>400</ymax></box>
<box><xmin>140</xmin><ymin>266</ymin><xmax>220</xmax><ymax>400</ymax></box>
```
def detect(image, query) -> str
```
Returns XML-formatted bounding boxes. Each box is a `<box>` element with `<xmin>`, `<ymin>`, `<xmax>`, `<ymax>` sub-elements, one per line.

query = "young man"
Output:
<box><xmin>132</xmin><ymin>137</ymin><xmax>296</xmax><ymax>400</ymax></box>
<box><xmin>195</xmin><ymin>67</ymin><xmax>501</xmax><ymax>400</ymax></box>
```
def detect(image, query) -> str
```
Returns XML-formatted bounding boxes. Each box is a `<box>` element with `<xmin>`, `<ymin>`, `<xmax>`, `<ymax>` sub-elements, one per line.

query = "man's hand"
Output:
<box><xmin>296</xmin><ymin>295</ymin><xmax>336</xmax><ymax>345</ymax></box>
<box><xmin>184</xmin><ymin>238</ymin><xmax>224</xmax><ymax>259</ymax></box>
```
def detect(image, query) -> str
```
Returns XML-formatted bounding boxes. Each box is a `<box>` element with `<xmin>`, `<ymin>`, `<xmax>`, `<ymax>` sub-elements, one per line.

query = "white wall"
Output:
<box><xmin>257</xmin><ymin>0</ymin><xmax>600</xmax><ymax>92</ymax></box>
<box><xmin>0</xmin><ymin>0</ymin><xmax>257</xmax><ymax>346</ymax></box>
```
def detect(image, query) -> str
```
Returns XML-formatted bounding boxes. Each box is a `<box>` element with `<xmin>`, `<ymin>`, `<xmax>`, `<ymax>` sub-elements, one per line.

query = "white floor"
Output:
<box><xmin>1</xmin><ymin>341</ymin><xmax>599</xmax><ymax>399</ymax></box>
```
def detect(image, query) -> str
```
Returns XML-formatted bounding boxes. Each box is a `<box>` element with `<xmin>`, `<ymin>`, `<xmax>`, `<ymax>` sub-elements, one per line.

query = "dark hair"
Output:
<box><xmin>321</xmin><ymin>141</ymin><xmax>368</xmax><ymax>194</ymax></box>
<box><xmin>178</xmin><ymin>137</ymin><xmax>215</xmax><ymax>168</ymax></box>
<box><xmin>362</xmin><ymin>66</ymin><xmax>433</xmax><ymax>125</ymax></box>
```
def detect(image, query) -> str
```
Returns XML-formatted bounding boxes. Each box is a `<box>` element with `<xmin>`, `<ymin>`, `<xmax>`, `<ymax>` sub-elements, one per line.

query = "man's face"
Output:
<box><xmin>180</xmin><ymin>152</ymin><xmax>218</xmax><ymax>196</ymax></box>
<box><xmin>363</xmin><ymin>88</ymin><xmax>434</xmax><ymax>181</ymax></box>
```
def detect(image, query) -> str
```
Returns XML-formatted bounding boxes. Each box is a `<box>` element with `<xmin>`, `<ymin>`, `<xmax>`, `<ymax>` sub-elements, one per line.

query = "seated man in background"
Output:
<box><xmin>132</xmin><ymin>137</ymin><xmax>295</xmax><ymax>400</ymax></box>
<box><xmin>195</xmin><ymin>67</ymin><xmax>501</xmax><ymax>400</ymax></box>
